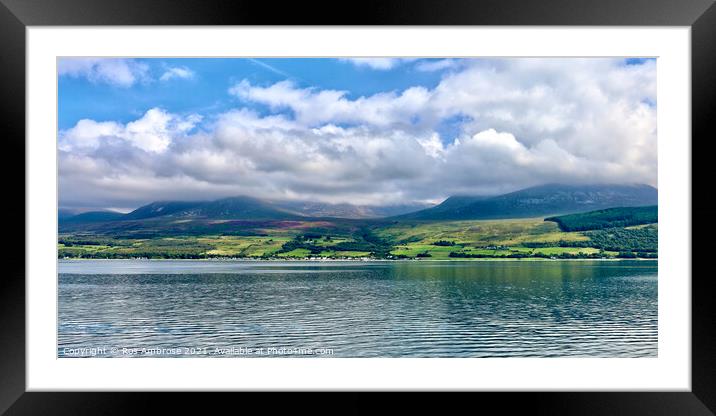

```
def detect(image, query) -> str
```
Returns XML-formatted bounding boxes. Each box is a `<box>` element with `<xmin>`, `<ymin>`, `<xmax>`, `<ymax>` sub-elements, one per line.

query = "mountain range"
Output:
<box><xmin>395</xmin><ymin>183</ymin><xmax>657</xmax><ymax>221</ymax></box>
<box><xmin>59</xmin><ymin>183</ymin><xmax>658</xmax><ymax>232</ymax></box>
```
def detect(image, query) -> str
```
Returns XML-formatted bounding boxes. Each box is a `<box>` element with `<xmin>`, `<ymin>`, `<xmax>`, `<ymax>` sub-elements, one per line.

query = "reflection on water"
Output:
<box><xmin>58</xmin><ymin>260</ymin><xmax>657</xmax><ymax>357</ymax></box>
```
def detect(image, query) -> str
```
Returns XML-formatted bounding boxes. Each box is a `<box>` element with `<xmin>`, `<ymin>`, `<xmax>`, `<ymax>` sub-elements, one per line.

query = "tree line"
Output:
<box><xmin>545</xmin><ymin>206</ymin><xmax>657</xmax><ymax>231</ymax></box>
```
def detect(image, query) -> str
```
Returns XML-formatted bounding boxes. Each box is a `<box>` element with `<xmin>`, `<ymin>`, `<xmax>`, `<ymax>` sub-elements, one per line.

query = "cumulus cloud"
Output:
<box><xmin>229</xmin><ymin>79</ymin><xmax>431</xmax><ymax>127</ymax></box>
<box><xmin>159</xmin><ymin>66</ymin><xmax>195</xmax><ymax>81</ymax></box>
<box><xmin>60</xmin><ymin>58</ymin><xmax>657</xmax><ymax>211</ymax></box>
<box><xmin>60</xmin><ymin>108</ymin><xmax>202</xmax><ymax>153</ymax></box>
<box><xmin>58</xmin><ymin>58</ymin><xmax>150</xmax><ymax>87</ymax></box>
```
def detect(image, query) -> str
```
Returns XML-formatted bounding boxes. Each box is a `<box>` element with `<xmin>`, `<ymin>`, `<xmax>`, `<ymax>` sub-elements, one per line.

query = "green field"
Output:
<box><xmin>58</xmin><ymin>216</ymin><xmax>657</xmax><ymax>260</ymax></box>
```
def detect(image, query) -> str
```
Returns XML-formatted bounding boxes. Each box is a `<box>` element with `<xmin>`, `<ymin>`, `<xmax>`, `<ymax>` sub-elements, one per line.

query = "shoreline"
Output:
<box><xmin>58</xmin><ymin>257</ymin><xmax>658</xmax><ymax>262</ymax></box>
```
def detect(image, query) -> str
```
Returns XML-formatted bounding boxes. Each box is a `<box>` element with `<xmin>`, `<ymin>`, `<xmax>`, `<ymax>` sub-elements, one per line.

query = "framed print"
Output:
<box><xmin>3</xmin><ymin>0</ymin><xmax>715</xmax><ymax>414</ymax></box>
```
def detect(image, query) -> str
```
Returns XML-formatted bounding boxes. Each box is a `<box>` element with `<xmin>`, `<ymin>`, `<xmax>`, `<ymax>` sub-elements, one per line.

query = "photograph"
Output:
<box><xmin>3</xmin><ymin>0</ymin><xmax>710</xmax><ymax>411</ymax></box>
<box><xmin>57</xmin><ymin>57</ymin><xmax>658</xmax><ymax>358</ymax></box>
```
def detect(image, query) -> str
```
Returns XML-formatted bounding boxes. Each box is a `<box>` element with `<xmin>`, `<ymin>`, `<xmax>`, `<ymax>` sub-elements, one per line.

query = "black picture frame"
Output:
<box><xmin>2</xmin><ymin>0</ymin><xmax>714</xmax><ymax>414</ymax></box>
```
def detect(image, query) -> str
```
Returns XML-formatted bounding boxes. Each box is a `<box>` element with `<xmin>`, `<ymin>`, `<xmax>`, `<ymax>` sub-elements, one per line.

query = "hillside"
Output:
<box><xmin>58</xmin><ymin>209</ymin><xmax>79</xmax><ymax>221</ymax></box>
<box><xmin>183</xmin><ymin>196</ymin><xmax>301</xmax><ymax>220</ymax></box>
<box><xmin>58</xmin><ymin>183</ymin><xmax>658</xmax><ymax>237</ymax></box>
<box><xmin>274</xmin><ymin>200</ymin><xmax>433</xmax><ymax>218</ymax></box>
<box><xmin>545</xmin><ymin>206</ymin><xmax>658</xmax><ymax>231</ymax></box>
<box><xmin>60</xmin><ymin>199</ymin><xmax>426</xmax><ymax>228</ymax></box>
<box><xmin>395</xmin><ymin>184</ymin><xmax>657</xmax><ymax>221</ymax></box>
<box><xmin>58</xmin><ymin>185</ymin><xmax>659</xmax><ymax>260</ymax></box>
<box><xmin>403</xmin><ymin>195</ymin><xmax>489</xmax><ymax>218</ymax></box>
<box><xmin>58</xmin><ymin>216</ymin><xmax>658</xmax><ymax>260</ymax></box>
<box><xmin>59</xmin><ymin>211</ymin><xmax>125</xmax><ymax>225</ymax></box>
<box><xmin>122</xmin><ymin>201</ymin><xmax>204</xmax><ymax>220</ymax></box>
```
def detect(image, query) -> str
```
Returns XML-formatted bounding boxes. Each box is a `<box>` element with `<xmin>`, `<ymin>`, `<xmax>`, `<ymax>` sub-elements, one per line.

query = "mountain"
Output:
<box><xmin>122</xmin><ymin>196</ymin><xmax>300</xmax><ymax>220</ymax></box>
<box><xmin>60</xmin><ymin>211</ymin><xmax>125</xmax><ymax>225</ymax></box>
<box><xmin>274</xmin><ymin>201</ymin><xmax>433</xmax><ymax>219</ymax></box>
<box><xmin>403</xmin><ymin>195</ymin><xmax>489</xmax><ymax>218</ymax></box>
<box><xmin>63</xmin><ymin>197</ymin><xmax>431</xmax><ymax>228</ymax></box>
<box><xmin>395</xmin><ymin>184</ymin><xmax>658</xmax><ymax>221</ymax></box>
<box><xmin>58</xmin><ymin>209</ymin><xmax>79</xmax><ymax>221</ymax></box>
<box><xmin>186</xmin><ymin>196</ymin><xmax>301</xmax><ymax>219</ymax></box>
<box><xmin>123</xmin><ymin>201</ymin><xmax>204</xmax><ymax>220</ymax></box>
<box><xmin>58</xmin><ymin>196</ymin><xmax>306</xmax><ymax>235</ymax></box>
<box><xmin>58</xmin><ymin>184</ymin><xmax>658</xmax><ymax>235</ymax></box>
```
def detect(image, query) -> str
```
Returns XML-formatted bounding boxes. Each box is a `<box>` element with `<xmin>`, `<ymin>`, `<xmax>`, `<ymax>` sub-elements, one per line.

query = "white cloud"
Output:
<box><xmin>58</xmin><ymin>119</ymin><xmax>123</xmax><ymax>151</ymax></box>
<box><xmin>58</xmin><ymin>58</ymin><xmax>150</xmax><ymax>87</ymax></box>
<box><xmin>159</xmin><ymin>66</ymin><xmax>195</xmax><ymax>81</ymax></box>
<box><xmin>339</xmin><ymin>58</ymin><xmax>415</xmax><ymax>70</ymax></box>
<box><xmin>229</xmin><ymin>79</ymin><xmax>431</xmax><ymax>127</ymax></box>
<box><xmin>60</xmin><ymin>108</ymin><xmax>202</xmax><ymax>153</ymax></box>
<box><xmin>414</xmin><ymin>59</ymin><xmax>458</xmax><ymax>72</ymax></box>
<box><xmin>233</xmin><ymin>58</ymin><xmax>655</xmax><ymax>167</ymax></box>
<box><xmin>60</xmin><ymin>58</ymin><xmax>657</xmax><ymax>210</ymax></box>
<box><xmin>417</xmin><ymin>133</ymin><xmax>446</xmax><ymax>159</ymax></box>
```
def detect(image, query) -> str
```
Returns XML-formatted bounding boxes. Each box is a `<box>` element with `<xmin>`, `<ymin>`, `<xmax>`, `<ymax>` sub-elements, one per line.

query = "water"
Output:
<box><xmin>58</xmin><ymin>260</ymin><xmax>657</xmax><ymax>358</ymax></box>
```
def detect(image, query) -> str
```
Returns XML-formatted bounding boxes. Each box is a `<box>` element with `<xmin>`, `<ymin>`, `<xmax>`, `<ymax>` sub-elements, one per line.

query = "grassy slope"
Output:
<box><xmin>545</xmin><ymin>206</ymin><xmax>657</xmax><ymax>231</ymax></box>
<box><xmin>58</xmin><ymin>216</ymin><xmax>655</xmax><ymax>259</ymax></box>
<box><xmin>377</xmin><ymin>218</ymin><xmax>596</xmax><ymax>259</ymax></box>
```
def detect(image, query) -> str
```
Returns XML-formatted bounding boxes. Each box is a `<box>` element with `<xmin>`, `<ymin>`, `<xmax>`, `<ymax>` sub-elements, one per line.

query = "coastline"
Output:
<box><xmin>58</xmin><ymin>257</ymin><xmax>658</xmax><ymax>262</ymax></box>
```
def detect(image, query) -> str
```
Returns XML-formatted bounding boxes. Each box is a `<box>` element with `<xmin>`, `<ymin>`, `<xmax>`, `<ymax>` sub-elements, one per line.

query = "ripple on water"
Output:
<box><xmin>58</xmin><ymin>260</ymin><xmax>658</xmax><ymax>358</ymax></box>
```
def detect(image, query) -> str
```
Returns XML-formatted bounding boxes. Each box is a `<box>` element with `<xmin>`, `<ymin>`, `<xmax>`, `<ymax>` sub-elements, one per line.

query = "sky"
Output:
<box><xmin>58</xmin><ymin>57</ymin><xmax>657</xmax><ymax>212</ymax></box>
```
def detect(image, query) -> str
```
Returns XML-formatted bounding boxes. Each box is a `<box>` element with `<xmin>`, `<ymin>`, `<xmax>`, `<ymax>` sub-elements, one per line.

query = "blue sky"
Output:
<box><xmin>58</xmin><ymin>58</ymin><xmax>657</xmax><ymax>211</ymax></box>
<box><xmin>58</xmin><ymin>58</ymin><xmax>450</xmax><ymax>131</ymax></box>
